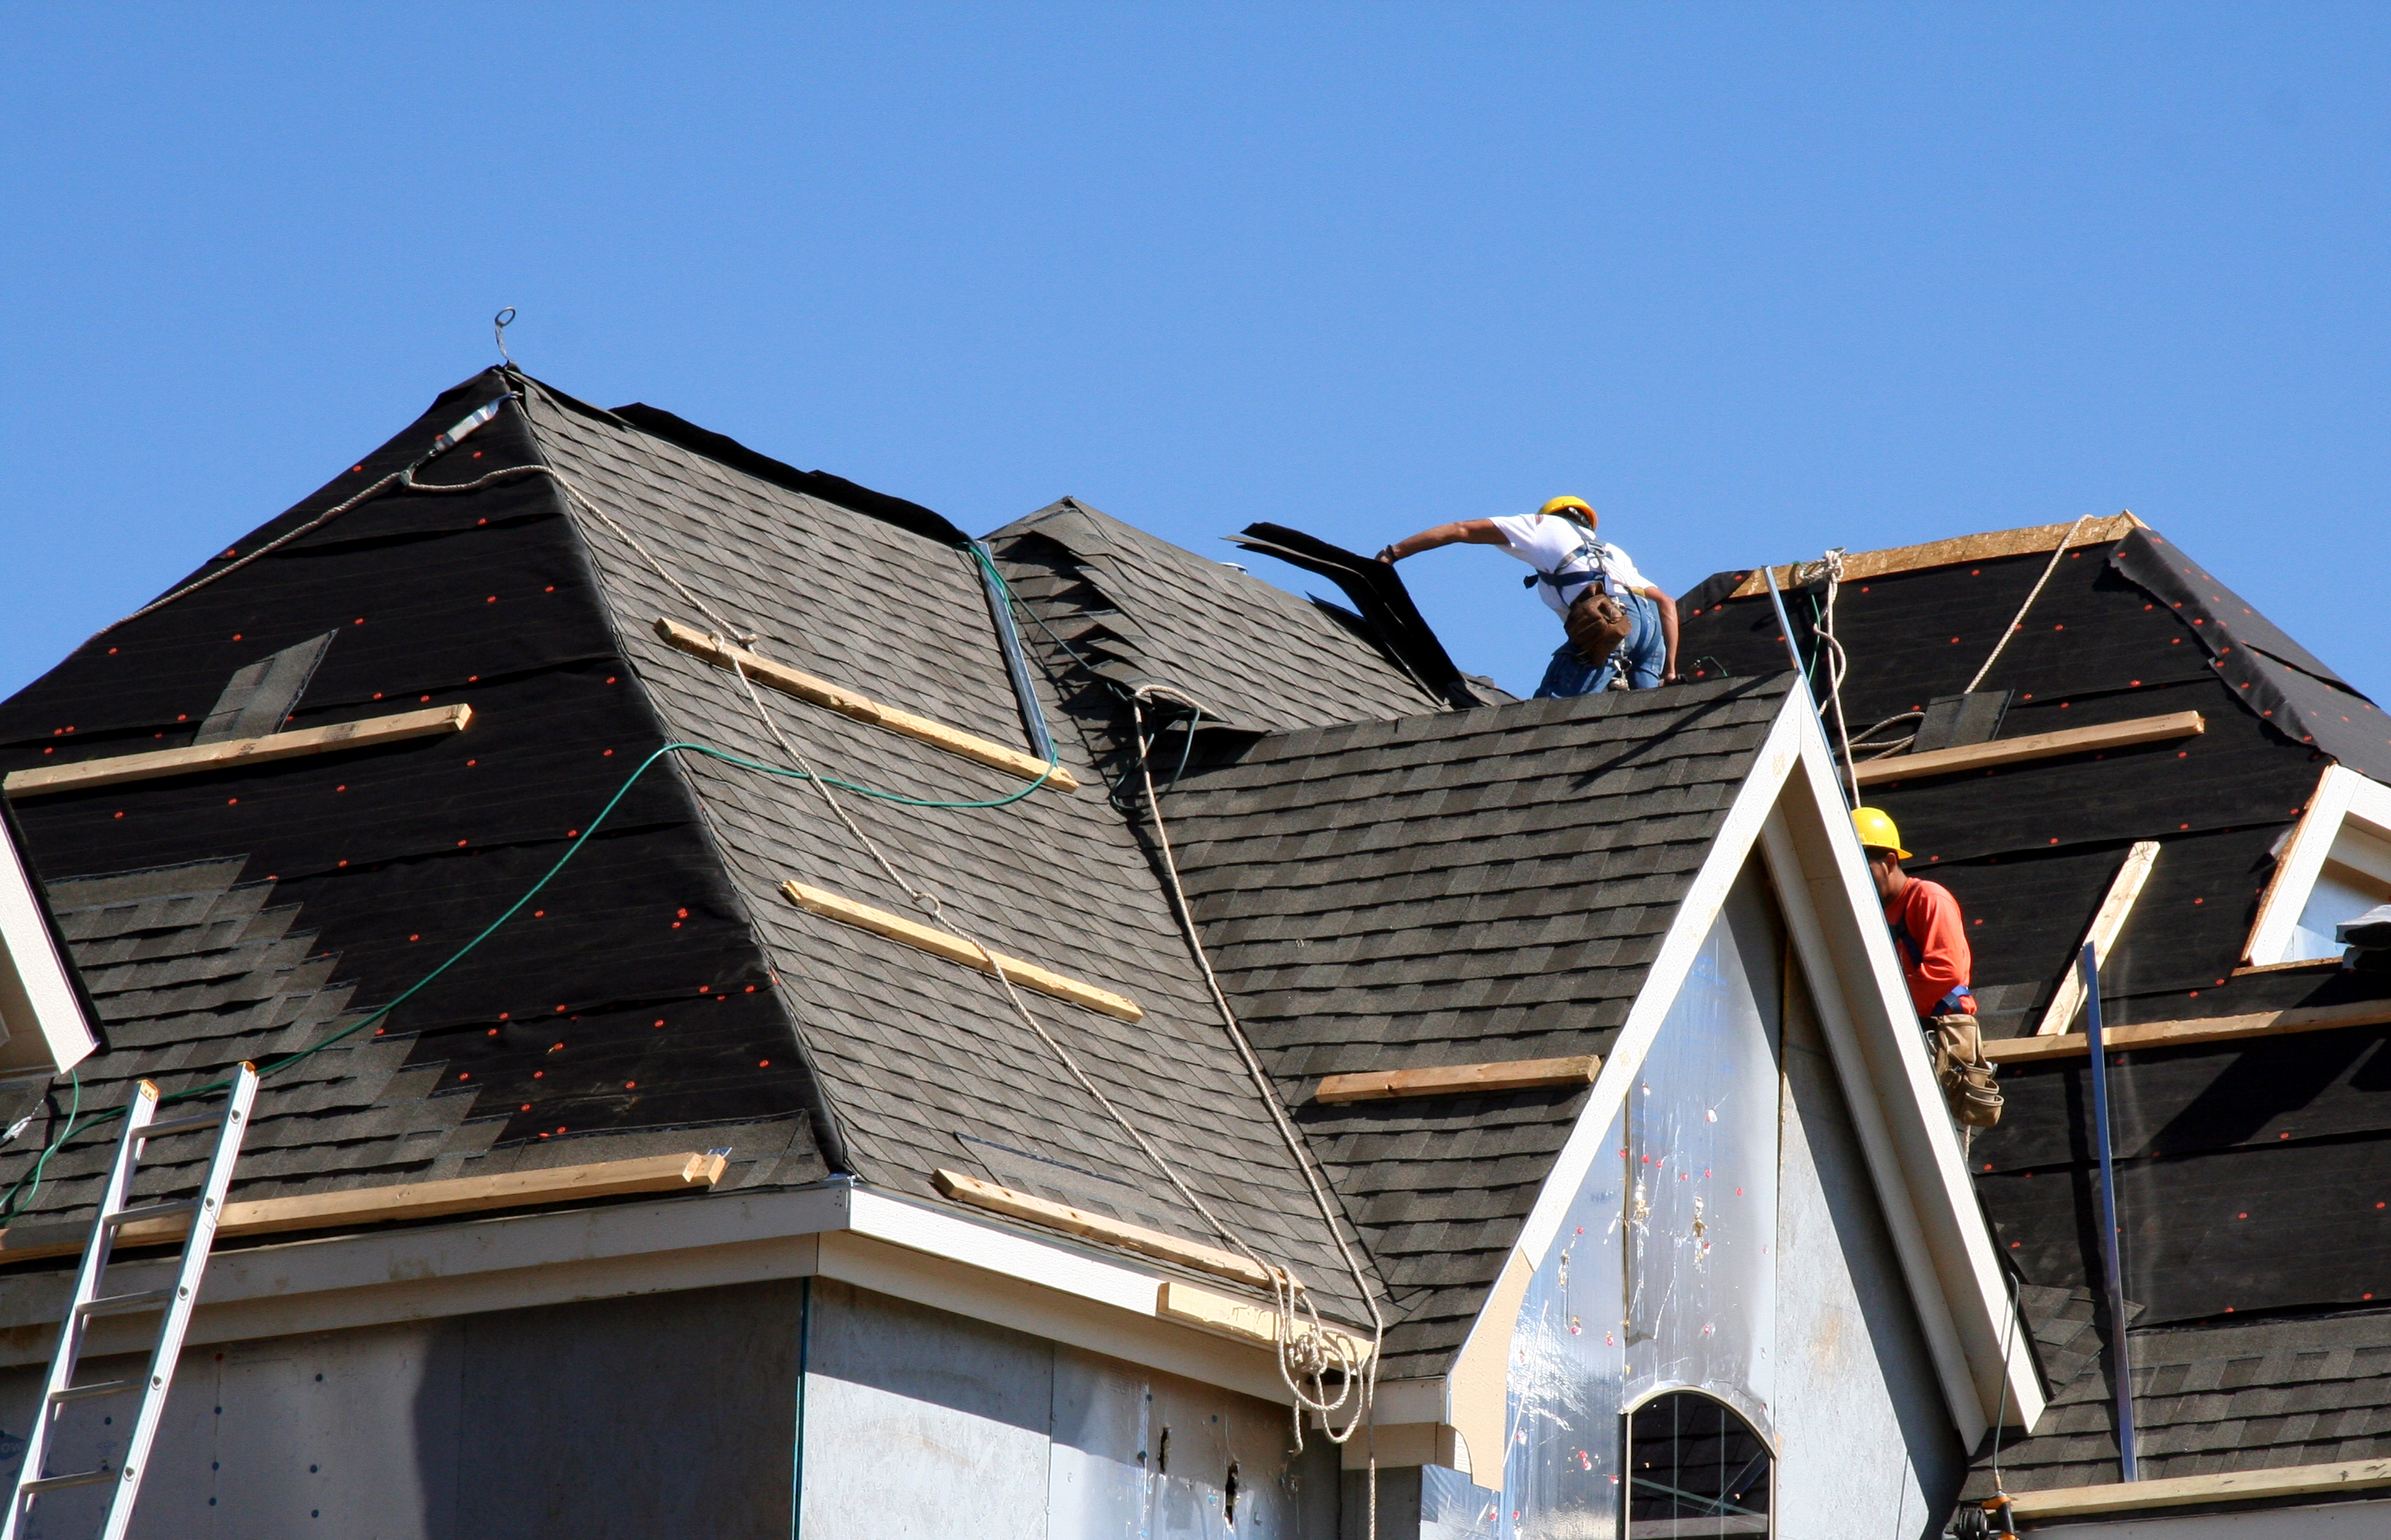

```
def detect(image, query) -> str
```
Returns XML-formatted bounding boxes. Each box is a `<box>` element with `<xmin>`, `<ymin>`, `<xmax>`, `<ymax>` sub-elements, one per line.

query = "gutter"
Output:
<box><xmin>0</xmin><ymin>1177</ymin><xmax>1433</xmax><ymax>1425</ymax></box>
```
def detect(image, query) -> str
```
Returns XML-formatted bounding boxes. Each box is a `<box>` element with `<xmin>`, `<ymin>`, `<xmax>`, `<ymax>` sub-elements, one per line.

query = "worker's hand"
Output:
<box><xmin>1375</xmin><ymin>545</ymin><xmax>1400</xmax><ymax>563</ymax></box>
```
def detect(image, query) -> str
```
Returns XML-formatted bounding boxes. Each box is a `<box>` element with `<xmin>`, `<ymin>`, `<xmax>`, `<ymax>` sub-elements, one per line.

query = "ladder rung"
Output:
<box><xmin>47</xmin><ymin>1380</ymin><xmax>134</xmax><ymax>1405</ymax></box>
<box><xmin>75</xmin><ymin>1288</ymin><xmax>171</xmax><ymax>1318</ymax></box>
<box><xmin>23</xmin><ymin>1466</ymin><xmax>113</xmax><ymax>1493</ymax></box>
<box><xmin>136</xmin><ymin>1111</ymin><xmax>223</xmax><ymax>1140</ymax></box>
<box><xmin>105</xmin><ymin>1199</ymin><xmax>196</xmax><ymax>1229</ymax></box>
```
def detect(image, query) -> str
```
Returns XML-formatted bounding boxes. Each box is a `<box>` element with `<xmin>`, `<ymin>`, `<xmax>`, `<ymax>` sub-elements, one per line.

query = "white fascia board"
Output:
<box><xmin>1446</xmin><ymin>688</ymin><xmax>2037</xmax><ymax>1452</ymax></box>
<box><xmin>0</xmin><ymin>811</ymin><xmax>96</xmax><ymax>1076</ymax></box>
<box><xmin>0</xmin><ymin>1178</ymin><xmax>1339</xmax><ymax>1407</ymax></box>
<box><xmin>1755</xmin><ymin>743</ymin><xmax>2042</xmax><ymax>1444</ymax></box>
<box><xmin>2248</xmin><ymin>766</ymin><xmax>2391</xmax><ymax>965</ymax></box>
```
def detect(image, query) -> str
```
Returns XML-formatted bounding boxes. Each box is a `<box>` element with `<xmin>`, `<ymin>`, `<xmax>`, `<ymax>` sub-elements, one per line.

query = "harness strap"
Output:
<box><xmin>1522</xmin><ymin>533</ymin><xmax>1623</xmax><ymax>598</ymax></box>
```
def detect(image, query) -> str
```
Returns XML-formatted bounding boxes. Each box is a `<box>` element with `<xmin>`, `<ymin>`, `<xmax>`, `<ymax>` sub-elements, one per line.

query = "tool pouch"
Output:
<box><xmin>1929</xmin><ymin>1013</ymin><xmax>2003</xmax><ymax>1128</ymax></box>
<box><xmin>1565</xmin><ymin>588</ymin><xmax>1632</xmax><ymax>666</ymax></box>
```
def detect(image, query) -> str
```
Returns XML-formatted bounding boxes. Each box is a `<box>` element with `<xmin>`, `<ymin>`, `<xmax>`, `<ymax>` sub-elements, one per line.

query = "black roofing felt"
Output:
<box><xmin>1153</xmin><ymin>676</ymin><xmax>1793</xmax><ymax>1374</ymax></box>
<box><xmin>1677</xmin><ymin>525</ymin><xmax>2391</xmax><ymax>1496</ymax></box>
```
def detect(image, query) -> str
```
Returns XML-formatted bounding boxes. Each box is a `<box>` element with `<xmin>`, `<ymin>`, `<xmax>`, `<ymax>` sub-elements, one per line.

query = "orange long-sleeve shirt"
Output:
<box><xmin>1884</xmin><ymin>877</ymin><xmax>1976</xmax><ymax>1018</ymax></box>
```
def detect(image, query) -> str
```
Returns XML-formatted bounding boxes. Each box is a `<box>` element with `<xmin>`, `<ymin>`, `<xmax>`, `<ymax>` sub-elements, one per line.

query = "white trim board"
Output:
<box><xmin>0</xmin><ymin>811</ymin><xmax>96</xmax><ymax>1076</ymax></box>
<box><xmin>2247</xmin><ymin>765</ymin><xmax>2391</xmax><ymax>965</ymax></box>
<box><xmin>1439</xmin><ymin>688</ymin><xmax>2039</xmax><ymax>1483</ymax></box>
<box><xmin>0</xmin><ymin>1178</ymin><xmax>1339</xmax><ymax>1411</ymax></box>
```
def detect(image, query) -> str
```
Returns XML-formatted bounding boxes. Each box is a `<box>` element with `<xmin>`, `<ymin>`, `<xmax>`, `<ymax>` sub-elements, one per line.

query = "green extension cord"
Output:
<box><xmin>0</xmin><ymin>731</ymin><xmax>1066</xmax><ymax>1220</ymax></box>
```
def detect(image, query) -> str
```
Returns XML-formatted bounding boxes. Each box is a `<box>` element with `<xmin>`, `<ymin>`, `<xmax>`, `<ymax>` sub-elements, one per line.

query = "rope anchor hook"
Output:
<box><xmin>493</xmin><ymin>307</ymin><xmax>517</xmax><ymax>366</ymax></box>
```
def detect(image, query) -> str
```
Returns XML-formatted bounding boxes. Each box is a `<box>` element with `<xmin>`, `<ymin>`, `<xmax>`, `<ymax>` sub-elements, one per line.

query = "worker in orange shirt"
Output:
<box><xmin>1858</xmin><ymin>807</ymin><xmax>2000</xmax><ymax>1129</ymax></box>
<box><xmin>1854</xmin><ymin>807</ymin><xmax>1976</xmax><ymax>1020</ymax></box>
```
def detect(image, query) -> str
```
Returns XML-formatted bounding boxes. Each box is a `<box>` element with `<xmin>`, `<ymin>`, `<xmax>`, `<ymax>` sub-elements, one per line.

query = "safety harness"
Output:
<box><xmin>1522</xmin><ymin>531</ymin><xmax>1627</xmax><ymax>602</ymax></box>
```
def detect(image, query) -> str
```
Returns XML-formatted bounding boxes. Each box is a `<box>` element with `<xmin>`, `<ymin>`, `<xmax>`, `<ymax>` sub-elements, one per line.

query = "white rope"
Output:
<box><xmin>518</xmin><ymin>387</ymin><xmax>1377</xmax><ymax>1476</ymax></box>
<box><xmin>1797</xmin><ymin>550</ymin><xmax>1862</xmax><ymax>806</ymax></box>
<box><xmin>1128</xmin><ymin>693</ymin><xmax>1396</xmax><ymax>1425</ymax></box>
<box><xmin>1963</xmin><ymin>514</ymin><xmax>2093</xmax><ymax>695</ymax></box>
<box><xmin>729</xmin><ymin>657</ymin><xmax>1369</xmax><ymax>1431</ymax></box>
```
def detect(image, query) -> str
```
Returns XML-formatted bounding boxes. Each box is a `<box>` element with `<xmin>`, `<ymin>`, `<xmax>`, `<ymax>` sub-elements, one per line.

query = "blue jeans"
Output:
<box><xmin>1534</xmin><ymin>592</ymin><xmax>1666</xmax><ymax>699</ymax></box>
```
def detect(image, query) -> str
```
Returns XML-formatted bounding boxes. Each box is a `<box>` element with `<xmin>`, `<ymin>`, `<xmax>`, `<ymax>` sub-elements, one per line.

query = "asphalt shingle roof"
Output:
<box><xmin>0</xmin><ymin>366</ymin><xmax>1793</xmax><ymax>1385</ymax></box>
<box><xmin>1155</xmin><ymin>677</ymin><xmax>1792</xmax><ymax>1374</ymax></box>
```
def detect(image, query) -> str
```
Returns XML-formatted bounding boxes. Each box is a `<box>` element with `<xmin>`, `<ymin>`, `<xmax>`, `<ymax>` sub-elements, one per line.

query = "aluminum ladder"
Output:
<box><xmin>1</xmin><ymin>1064</ymin><xmax>258</xmax><ymax>1540</ymax></box>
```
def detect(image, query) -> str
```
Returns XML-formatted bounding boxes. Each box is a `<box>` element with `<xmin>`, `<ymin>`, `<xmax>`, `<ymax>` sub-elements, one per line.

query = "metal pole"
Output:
<box><xmin>1761</xmin><ymin>565</ymin><xmax>1857</xmax><ymax>808</ymax></box>
<box><xmin>2081</xmin><ymin>941</ymin><xmax>2138</xmax><ymax>1480</ymax></box>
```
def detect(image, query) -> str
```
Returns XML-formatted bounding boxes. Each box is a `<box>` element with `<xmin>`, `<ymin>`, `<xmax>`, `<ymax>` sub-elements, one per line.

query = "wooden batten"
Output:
<box><xmin>1313</xmin><ymin>1054</ymin><xmax>1601</xmax><ymax>1104</ymax></box>
<box><xmin>2033</xmin><ymin>841</ymin><xmax>2161</xmax><ymax>1035</ymax></box>
<box><xmin>1984</xmin><ymin>999</ymin><xmax>2391</xmax><ymax>1064</ymax></box>
<box><xmin>1726</xmin><ymin>513</ymin><xmax>2146</xmax><ymax>601</ymax></box>
<box><xmin>933</xmin><ymin>1169</ymin><xmax>1296</xmax><ymax>1293</ymax></box>
<box><xmin>0</xmin><ymin>1149</ymin><xmax>728</xmax><ymax>1262</ymax></box>
<box><xmin>653</xmin><ymin>618</ymin><xmax>1079</xmax><ymax>793</ymax></box>
<box><xmin>782</xmin><ymin>880</ymin><xmax>1142</xmax><ymax>1020</ymax></box>
<box><xmin>4</xmin><ymin>705</ymin><xmax>473</xmax><ymax>799</ymax></box>
<box><xmin>1852</xmin><ymin>710</ymin><xmax>2204</xmax><ymax>789</ymax></box>
<box><xmin>1155</xmin><ymin>1280</ymin><xmax>1373</xmax><ymax>1364</ymax></box>
<box><xmin>2007</xmin><ymin>1456</ymin><xmax>2391</xmax><ymax>1521</ymax></box>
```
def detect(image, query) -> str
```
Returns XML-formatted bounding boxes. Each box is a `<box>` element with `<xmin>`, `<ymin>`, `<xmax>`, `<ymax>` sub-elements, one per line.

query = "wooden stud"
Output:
<box><xmin>1853</xmin><ymin>710</ymin><xmax>2204</xmax><ymax>789</ymax></box>
<box><xmin>933</xmin><ymin>1169</ymin><xmax>1296</xmax><ymax>1292</ymax></box>
<box><xmin>654</xmin><ymin>618</ymin><xmax>1079</xmax><ymax>793</ymax></box>
<box><xmin>2033</xmin><ymin>841</ymin><xmax>2161</xmax><ymax>1035</ymax></box>
<box><xmin>1727</xmin><ymin>513</ymin><xmax>2146</xmax><ymax>601</ymax></box>
<box><xmin>0</xmin><ymin>1149</ymin><xmax>728</xmax><ymax>1261</ymax></box>
<box><xmin>1155</xmin><ymin>1280</ymin><xmax>1373</xmax><ymax>1364</ymax></box>
<box><xmin>2007</xmin><ymin>1456</ymin><xmax>2391</xmax><ymax>1521</ymax></box>
<box><xmin>4</xmin><ymin>704</ymin><xmax>473</xmax><ymax>799</ymax></box>
<box><xmin>782</xmin><ymin>880</ymin><xmax>1142</xmax><ymax>1021</ymax></box>
<box><xmin>1313</xmin><ymin>1054</ymin><xmax>1601</xmax><ymax>1104</ymax></box>
<box><xmin>1982</xmin><ymin>999</ymin><xmax>2391</xmax><ymax>1065</ymax></box>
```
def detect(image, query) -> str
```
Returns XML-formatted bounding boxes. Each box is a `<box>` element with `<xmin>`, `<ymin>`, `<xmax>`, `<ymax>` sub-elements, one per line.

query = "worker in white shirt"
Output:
<box><xmin>1377</xmin><ymin>497</ymin><xmax>1679</xmax><ymax>698</ymax></box>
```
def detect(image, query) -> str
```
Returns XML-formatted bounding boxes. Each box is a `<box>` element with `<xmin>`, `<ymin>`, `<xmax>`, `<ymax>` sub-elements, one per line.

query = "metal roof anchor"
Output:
<box><xmin>493</xmin><ymin>306</ymin><xmax>517</xmax><ymax>366</ymax></box>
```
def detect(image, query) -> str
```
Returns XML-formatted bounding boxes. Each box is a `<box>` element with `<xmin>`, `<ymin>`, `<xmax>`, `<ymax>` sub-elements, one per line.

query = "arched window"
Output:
<box><xmin>1625</xmin><ymin>1391</ymin><xmax>1772</xmax><ymax>1537</ymax></box>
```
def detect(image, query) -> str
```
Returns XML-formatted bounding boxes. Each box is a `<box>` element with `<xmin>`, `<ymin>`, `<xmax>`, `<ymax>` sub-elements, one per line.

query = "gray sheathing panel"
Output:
<box><xmin>988</xmin><ymin>498</ymin><xmax>1442</xmax><ymax>737</ymax></box>
<box><xmin>800</xmin><ymin>1278</ymin><xmax>1339</xmax><ymax>1538</ymax></box>
<box><xmin>1155</xmin><ymin>676</ymin><xmax>1791</xmax><ymax>1374</ymax></box>
<box><xmin>1775</xmin><ymin>953</ymin><xmax>1964</xmax><ymax>1536</ymax></box>
<box><xmin>1965</xmin><ymin>1306</ymin><xmax>2391</xmax><ymax>1497</ymax></box>
<box><xmin>523</xmin><ymin>390</ymin><xmax>1386</xmax><ymax>1324</ymax></box>
<box><xmin>0</xmin><ymin>1281</ymin><xmax>805</xmax><ymax>1538</ymax></box>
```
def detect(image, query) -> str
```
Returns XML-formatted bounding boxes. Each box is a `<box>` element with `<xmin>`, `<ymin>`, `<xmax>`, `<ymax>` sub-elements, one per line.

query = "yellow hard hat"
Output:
<box><xmin>1852</xmin><ymin>806</ymin><xmax>1910</xmax><ymax>860</ymax></box>
<box><xmin>1539</xmin><ymin>495</ymin><xmax>1596</xmax><ymax>524</ymax></box>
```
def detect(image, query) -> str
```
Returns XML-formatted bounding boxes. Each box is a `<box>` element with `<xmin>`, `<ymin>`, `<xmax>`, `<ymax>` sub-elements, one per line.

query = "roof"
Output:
<box><xmin>1678</xmin><ymin>521</ymin><xmax>2391</xmax><ymax>1503</ymax></box>
<box><xmin>1153</xmin><ymin>676</ymin><xmax>1793</xmax><ymax>1375</ymax></box>
<box><xmin>0</xmin><ymin>368</ymin><xmax>1794</xmax><ymax>1379</ymax></box>
<box><xmin>986</xmin><ymin>496</ymin><xmax>1446</xmax><ymax>734</ymax></box>
<box><xmin>1968</xmin><ymin>1295</ymin><xmax>2391</xmax><ymax>1494</ymax></box>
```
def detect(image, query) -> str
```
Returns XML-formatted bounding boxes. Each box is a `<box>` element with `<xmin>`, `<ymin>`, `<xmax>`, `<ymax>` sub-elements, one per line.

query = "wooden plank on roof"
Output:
<box><xmin>1982</xmin><ymin>999</ymin><xmax>2391</xmax><ymax>1064</ymax></box>
<box><xmin>2007</xmin><ymin>1456</ymin><xmax>2391</xmax><ymax>1520</ymax></box>
<box><xmin>3</xmin><ymin>705</ymin><xmax>472</xmax><ymax>799</ymax></box>
<box><xmin>2033</xmin><ymin>841</ymin><xmax>2161</xmax><ymax>1035</ymax></box>
<box><xmin>1851</xmin><ymin>710</ymin><xmax>2204</xmax><ymax>789</ymax></box>
<box><xmin>0</xmin><ymin>1149</ymin><xmax>728</xmax><ymax>1261</ymax></box>
<box><xmin>782</xmin><ymin>879</ymin><xmax>1142</xmax><ymax>1020</ymax></box>
<box><xmin>1313</xmin><ymin>1055</ymin><xmax>1601</xmax><ymax>1103</ymax></box>
<box><xmin>1155</xmin><ymin>1280</ymin><xmax>1374</xmax><ymax>1364</ymax></box>
<box><xmin>1725</xmin><ymin>512</ymin><xmax>2146</xmax><ymax>600</ymax></box>
<box><xmin>932</xmin><ymin>1169</ymin><xmax>1296</xmax><ymax>1292</ymax></box>
<box><xmin>653</xmin><ymin>618</ymin><xmax>1079</xmax><ymax>793</ymax></box>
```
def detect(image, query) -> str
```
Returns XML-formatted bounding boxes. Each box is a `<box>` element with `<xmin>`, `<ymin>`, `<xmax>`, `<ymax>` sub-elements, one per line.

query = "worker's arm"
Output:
<box><xmin>1642</xmin><ymin>584</ymin><xmax>1680</xmax><ymax>682</ymax></box>
<box><xmin>1377</xmin><ymin>519</ymin><xmax>1510</xmax><ymax>563</ymax></box>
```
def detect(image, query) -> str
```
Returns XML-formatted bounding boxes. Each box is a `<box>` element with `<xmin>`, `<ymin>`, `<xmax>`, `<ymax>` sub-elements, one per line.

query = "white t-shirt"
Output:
<box><xmin>1490</xmin><ymin>513</ymin><xmax>1653</xmax><ymax>617</ymax></box>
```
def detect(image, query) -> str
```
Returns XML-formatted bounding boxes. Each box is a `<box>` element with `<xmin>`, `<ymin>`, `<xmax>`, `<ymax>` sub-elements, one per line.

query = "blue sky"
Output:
<box><xmin>6</xmin><ymin>6</ymin><xmax>2387</xmax><ymax>702</ymax></box>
